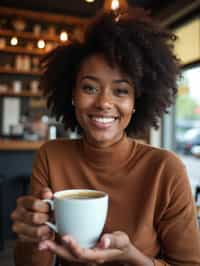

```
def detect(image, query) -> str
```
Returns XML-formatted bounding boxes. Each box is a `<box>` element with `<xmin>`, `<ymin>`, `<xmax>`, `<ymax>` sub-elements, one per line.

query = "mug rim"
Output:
<box><xmin>54</xmin><ymin>189</ymin><xmax>108</xmax><ymax>200</ymax></box>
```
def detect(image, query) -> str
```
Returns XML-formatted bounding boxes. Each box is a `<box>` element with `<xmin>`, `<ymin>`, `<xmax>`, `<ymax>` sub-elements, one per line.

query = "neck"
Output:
<box><xmin>80</xmin><ymin>134</ymin><xmax>137</xmax><ymax>171</ymax></box>
<box><xmin>83</xmin><ymin>133</ymin><xmax>125</xmax><ymax>149</ymax></box>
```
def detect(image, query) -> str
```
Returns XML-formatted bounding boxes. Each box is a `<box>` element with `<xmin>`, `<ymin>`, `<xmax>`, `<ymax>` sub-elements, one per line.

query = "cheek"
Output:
<box><xmin>74</xmin><ymin>96</ymin><xmax>94</xmax><ymax>126</ymax></box>
<box><xmin>120</xmin><ymin>100</ymin><xmax>134</xmax><ymax>119</ymax></box>
<box><xmin>75</xmin><ymin>98</ymin><xmax>94</xmax><ymax>113</ymax></box>
<box><xmin>74</xmin><ymin>89</ymin><xmax>94</xmax><ymax>110</ymax></box>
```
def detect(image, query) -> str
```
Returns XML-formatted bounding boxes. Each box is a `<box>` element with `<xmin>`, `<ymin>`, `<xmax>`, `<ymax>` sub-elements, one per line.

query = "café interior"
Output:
<box><xmin>0</xmin><ymin>0</ymin><xmax>200</xmax><ymax>265</ymax></box>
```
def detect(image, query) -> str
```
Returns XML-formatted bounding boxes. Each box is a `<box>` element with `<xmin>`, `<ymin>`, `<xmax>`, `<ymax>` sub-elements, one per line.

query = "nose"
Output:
<box><xmin>95</xmin><ymin>91</ymin><xmax>113</xmax><ymax>110</ymax></box>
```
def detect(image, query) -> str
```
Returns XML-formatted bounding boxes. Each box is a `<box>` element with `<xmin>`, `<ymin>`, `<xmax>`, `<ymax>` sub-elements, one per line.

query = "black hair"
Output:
<box><xmin>40</xmin><ymin>7</ymin><xmax>180</xmax><ymax>137</ymax></box>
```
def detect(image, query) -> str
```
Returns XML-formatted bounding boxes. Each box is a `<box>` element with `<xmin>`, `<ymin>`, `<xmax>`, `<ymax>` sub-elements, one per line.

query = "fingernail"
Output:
<box><xmin>38</xmin><ymin>242</ymin><xmax>47</xmax><ymax>250</ymax></box>
<box><xmin>62</xmin><ymin>235</ymin><xmax>70</xmax><ymax>243</ymax></box>
<box><xmin>104</xmin><ymin>237</ymin><xmax>111</xmax><ymax>248</ymax></box>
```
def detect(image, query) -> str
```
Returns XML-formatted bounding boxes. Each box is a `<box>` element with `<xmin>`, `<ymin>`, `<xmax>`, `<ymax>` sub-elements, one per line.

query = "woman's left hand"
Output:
<box><xmin>38</xmin><ymin>231</ymin><xmax>135</xmax><ymax>264</ymax></box>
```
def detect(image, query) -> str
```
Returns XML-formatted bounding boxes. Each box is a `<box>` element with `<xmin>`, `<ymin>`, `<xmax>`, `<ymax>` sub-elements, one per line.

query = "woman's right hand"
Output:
<box><xmin>11</xmin><ymin>187</ymin><xmax>54</xmax><ymax>243</ymax></box>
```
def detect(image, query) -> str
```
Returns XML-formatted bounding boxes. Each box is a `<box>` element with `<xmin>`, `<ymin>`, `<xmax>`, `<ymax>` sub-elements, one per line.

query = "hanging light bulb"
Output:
<box><xmin>111</xmin><ymin>0</ymin><xmax>120</xmax><ymax>10</ymax></box>
<box><xmin>37</xmin><ymin>39</ymin><xmax>45</xmax><ymax>49</ymax></box>
<box><xmin>60</xmin><ymin>31</ymin><xmax>68</xmax><ymax>42</ymax></box>
<box><xmin>10</xmin><ymin>36</ymin><xmax>18</xmax><ymax>46</ymax></box>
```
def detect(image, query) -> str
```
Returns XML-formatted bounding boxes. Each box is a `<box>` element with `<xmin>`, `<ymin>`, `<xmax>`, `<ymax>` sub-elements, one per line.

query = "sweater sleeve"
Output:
<box><xmin>14</xmin><ymin>144</ymin><xmax>54</xmax><ymax>266</ymax></box>
<box><xmin>154</xmin><ymin>155</ymin><xmax>200</xmax><ymax>266</ymax></box>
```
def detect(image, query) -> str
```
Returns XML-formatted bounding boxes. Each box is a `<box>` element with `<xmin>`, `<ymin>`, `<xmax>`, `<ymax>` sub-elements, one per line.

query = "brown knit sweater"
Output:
<box><xmin>15</xmin><ymin>136</ymin><xmax>200</xmax><ymax>266</ymax></box>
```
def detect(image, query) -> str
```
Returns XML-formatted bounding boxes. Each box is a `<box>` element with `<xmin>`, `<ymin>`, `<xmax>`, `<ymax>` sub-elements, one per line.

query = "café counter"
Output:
<box><xmin>0</xmin><ymin>139</ymin><xmax>44</xmax><ymax>151</ymax></box>
<box><xmin>0</xmin><ymin>139</ymin><xmax>45</xmax><ymax>246</ymax></box>
<box><xmin>0</xmin><ymin>139</ymin><xmax>43</xmax><ymax>185</ymax></box>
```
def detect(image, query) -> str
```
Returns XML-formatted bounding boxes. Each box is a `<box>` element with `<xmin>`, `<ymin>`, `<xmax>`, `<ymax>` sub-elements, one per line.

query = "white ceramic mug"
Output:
<box><xmin>43</xmin><ymin>189</ymin><xmax>109</xmax><ymax>248</ymax></box>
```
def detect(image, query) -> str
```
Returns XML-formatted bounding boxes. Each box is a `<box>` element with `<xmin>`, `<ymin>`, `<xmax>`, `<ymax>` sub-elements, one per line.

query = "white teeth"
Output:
<box><xmin>91</xmin><ymin>117</ymin><xmax>115</xmax><ymax>123</ymax></box>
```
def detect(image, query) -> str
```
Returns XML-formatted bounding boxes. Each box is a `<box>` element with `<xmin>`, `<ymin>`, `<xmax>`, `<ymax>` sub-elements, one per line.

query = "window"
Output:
<box><xmin>175</xmin><ymin>65</ymin><xmax>200</xmax><ymax>195</ymax></box>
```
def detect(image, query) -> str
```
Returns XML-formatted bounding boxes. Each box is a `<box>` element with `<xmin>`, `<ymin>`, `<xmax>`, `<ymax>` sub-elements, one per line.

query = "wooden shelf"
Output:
<box><xmin>0</xmin><ymin>6</ymin><xmax>89</xmax><ymax>26</ymax></box>
<box><xmin>0</xmin><ymin>29</ymin><xmax>65</xmax><ymax>43</ymax></box>
<box><xmin>0</xmin><ymin>139</ymin><xmax>44</xmax><ymax>151</ymax></box>
<box><xmin>0</xmin><ymin>67</ymin><xmax>41</xmax><ymax>76</ymax></box>
<box><xmin>0</xmin><ymin>91</ymin><xmax>43</xmax><ymax>97</ymax></box>
<box><xmin>0</xmin><ymin>46</ymin><xmax>46</xmax><ymax>55</ymax></box>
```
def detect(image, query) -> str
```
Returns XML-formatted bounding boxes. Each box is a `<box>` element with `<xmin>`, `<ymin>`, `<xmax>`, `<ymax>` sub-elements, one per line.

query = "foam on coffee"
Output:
<box><xmin>58</xmin><ymin>191</ymin><xmax>104</xmax><ymax>200</ymax></box>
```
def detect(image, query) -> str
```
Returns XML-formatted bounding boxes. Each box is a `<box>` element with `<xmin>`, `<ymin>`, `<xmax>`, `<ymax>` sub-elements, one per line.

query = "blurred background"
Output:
<box><xmin>0</xmin><ymin>0</ymin><xmax>200</xmax><ymax>265</ymax></box>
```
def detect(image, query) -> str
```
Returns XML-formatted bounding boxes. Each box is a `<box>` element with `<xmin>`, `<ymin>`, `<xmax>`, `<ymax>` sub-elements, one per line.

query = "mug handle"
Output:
<box><xmin>42</xmin><ymin>199</ymin><xmax>58</xmax><ymax>233</ymax></box>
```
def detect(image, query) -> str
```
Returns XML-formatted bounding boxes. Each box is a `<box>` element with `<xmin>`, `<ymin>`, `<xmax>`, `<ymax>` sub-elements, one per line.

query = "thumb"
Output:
<box><xmin>40</xmin><ymin>187</ymin><xmax>53</xmax><ymax>200</ymax></box>
<box><xmin>99</xmin><ymin>231</ymin><xmax>130</xmax><ymax>250</ymax></box>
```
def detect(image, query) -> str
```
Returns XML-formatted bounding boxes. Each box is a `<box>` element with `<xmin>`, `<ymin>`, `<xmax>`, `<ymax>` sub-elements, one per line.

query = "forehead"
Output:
<box><xmin>77</xmin><ymin>54</ymin><xmax>130</xmax><ymax>80</ymax></box>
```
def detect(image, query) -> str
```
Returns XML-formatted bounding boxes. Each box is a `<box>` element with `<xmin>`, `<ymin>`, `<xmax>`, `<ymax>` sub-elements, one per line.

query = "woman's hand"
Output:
<box><xmin>11</xmin><ymin>188</ymin><xmax>54</xmax><ymax>243</ymax></box>
<box><xmin>38</xmin><ymin>231</ymin><xmax>153</xmax><ymax>265</ymax></box>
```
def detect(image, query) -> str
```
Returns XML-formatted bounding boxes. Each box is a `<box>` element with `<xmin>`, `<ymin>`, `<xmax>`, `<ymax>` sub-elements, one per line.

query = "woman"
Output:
<box><xmin>12</xmin><ymin>8</ymin><xmax>200</xmax><ymax>266</ymax></box>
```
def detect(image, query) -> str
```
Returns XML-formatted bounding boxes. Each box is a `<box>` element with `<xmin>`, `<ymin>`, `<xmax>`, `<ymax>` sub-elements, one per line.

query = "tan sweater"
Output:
<box><xmin>15</xmin><ymin>136</ymin><xmax>200</xmax><ymax>266</ymax></box>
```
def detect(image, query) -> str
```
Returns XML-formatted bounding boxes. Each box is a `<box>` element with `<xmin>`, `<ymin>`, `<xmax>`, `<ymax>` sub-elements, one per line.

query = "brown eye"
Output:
<box><xmin>82</xmin><ymin>85</ymin><xmax>98</xmax><ymax>94</ymax></box>
<box><xmin>114</xmin><ymin>88</ymin><xmax>129</xmax><ymax>96</ymax></box>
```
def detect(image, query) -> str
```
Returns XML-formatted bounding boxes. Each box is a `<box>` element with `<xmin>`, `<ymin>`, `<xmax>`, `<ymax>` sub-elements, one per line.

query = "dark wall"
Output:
<box><xmin>0</xmin><ymin>150</ymin><xmax>35</xmax><ymax>177</ymax></box>
<box><xmin>0</xmin><ymin>151</ymin><xmax>36</xmax><ymax>241</ymax></box>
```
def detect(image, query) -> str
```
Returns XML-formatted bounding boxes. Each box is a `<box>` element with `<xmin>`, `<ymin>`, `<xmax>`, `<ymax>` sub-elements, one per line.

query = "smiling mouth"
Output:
<box><xmin>88</xmin><ymin>115</ymin><xmax>118</xmax><ymax>128</ymax></box>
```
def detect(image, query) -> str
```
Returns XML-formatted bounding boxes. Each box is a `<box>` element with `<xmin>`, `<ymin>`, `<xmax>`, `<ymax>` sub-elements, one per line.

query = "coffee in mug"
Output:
<box><xmin>43</xmin><ymin>189</ymin><xmax>109</xmax><ymax>248</ymax></box>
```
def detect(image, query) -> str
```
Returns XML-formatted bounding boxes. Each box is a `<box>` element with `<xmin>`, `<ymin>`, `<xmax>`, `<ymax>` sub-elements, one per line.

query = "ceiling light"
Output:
<box><xmin>111</xmin><ymin>0</ymin><xmax>120</xmax><ymax>10</ymax></box>
<box><xmin>60</xmin><ymin>31</ymin><xmax>68</xmax><ymax>42</ymax></box>
<box><xmin>10</xmin><ymin>37</ymin><xmax>18</xmax><ymax>46</ymax></box>
<box><xmin>85</xmin><ymin>0</ymin><xmax>95</xmax><ymax>3</ymax></box>
<box><xmin>37</xmin><ymin>39</ymin><xmax>45</xmax><ymax>49</ymax></box>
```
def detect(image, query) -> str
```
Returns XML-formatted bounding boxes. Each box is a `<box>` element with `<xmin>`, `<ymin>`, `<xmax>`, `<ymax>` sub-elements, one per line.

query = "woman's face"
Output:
<box><xmin>73</xmin><ymin>54</ymin><xmax>135</xmax><ymax>147</ymax></box>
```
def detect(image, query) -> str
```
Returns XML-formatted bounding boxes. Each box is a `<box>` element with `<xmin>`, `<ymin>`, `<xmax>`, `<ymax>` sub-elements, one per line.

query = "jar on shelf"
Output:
<box><xmin>12</xmin><ymin>80</ymin><xmax>22</xmax><ymax>93</ymax></box>
<box><xmin>26</xmin><ymin>42</ymin><xmax>34</xmax><ymax>51</ymax></box>
<box><xmin>0</xmin><ymin>18</ymin><xmax>8</xmax><ymax>29</ymax></box>
<box><xmin>47</xmin><ymin>25</ymin><xmax>56</xmax><ymax>36</ymax></box>
<box><xmin>15</xmin><ymin>55</ymin><xmax>23</xmax><ymax>71</ymax></box>
<box><xmin>32</xmin><ymin>57</ymin><xmax>40</xmax><ymax>71</ymax></box>
<box><xmin>16</xmin><ymin>55</ymin><xmax>31</xmax><ymax>71</ymax></box>
<box><xmin>0</xmin><ymin>84</ymin><xmax>9</xmax><ymax>93</ymax></box>
<box><xmin>33</xmin><ymin>24</ymin><xmax>42</xmax><ymax>36</ymax></box>
<box><xmin>23</xmin><ymin>55</ymin><xmax>31</xmax><ymax>71</ymax></box>
<box><xmin>12</xmin><ymin>18</ymin><xmax>26</xmax><ymax>32</ymax></box>
<box><xmin>30</xmin><ymin>80</ymin><xmax>39</xmax><ymax>93</ymax></box>
<box><xmin>0</xmin><ymin>37</ymin><xmax>6</xmax><ymax>48</ymax></box>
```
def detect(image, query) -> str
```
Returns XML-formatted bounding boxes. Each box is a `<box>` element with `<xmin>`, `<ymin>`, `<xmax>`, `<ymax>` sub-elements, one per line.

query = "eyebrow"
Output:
<box><xmin>80</xmin><ymin>75</ymin><xmax>132</xmax><ymax>86</ymax></box>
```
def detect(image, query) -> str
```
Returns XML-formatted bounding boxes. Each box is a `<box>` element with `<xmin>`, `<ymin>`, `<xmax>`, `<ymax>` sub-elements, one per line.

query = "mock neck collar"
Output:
<box><xmin>80</xmin><ymin>134</ymin><xmax>136</xmax><ymax>171</ymax></box>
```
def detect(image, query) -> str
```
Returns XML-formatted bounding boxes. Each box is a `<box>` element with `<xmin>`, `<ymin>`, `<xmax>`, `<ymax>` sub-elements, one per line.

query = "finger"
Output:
<box><xmin>39</xmin><ymin>187</ymin><xmax>53</xmax><ymax>200</ymax></box>
<box><xmin>61</xmin><ymin>235</ymin><xmax>86</xmax><ymax>259</ymax></box>
<box><xmin>12</xmin><ymin>222</ymin><xmax>51</xmax><ymax>240</ymax></box>
<box><xmin>38</xmin><ymin>240</ymin><xmax>79</xmax><ymax>262</ymax></box>
<box><xmin>18</xmin><ymin>233</ymin><xmax>52</xmax><ymax>244</ymax></box>
<box><xmin>12</xmin><ymin>207</ymin><xmax>49</xmax><ymax>225</ymax></box>
<box><xmin>99</xmin><ymin>231</ymin><xmax>130</xmax><ymax>250</ymax></box>
<box><xmin>61</xmin><ymin>236</ymin><xmax>117</xmax><ymax>263</ymax></box>
<box><xmin>18</xmin><ymin>234</ymin><xmax>40</xmax><ymax>243</ymax></box>
<box><xmin>71</xmin><ymin>244</ymin><xmax>120</xmax><ymax>264</ymax></box>
<box><xmin>17</xmin><ymin>196</ymin><xmax>51</xmax><ymax>213</ymax></box>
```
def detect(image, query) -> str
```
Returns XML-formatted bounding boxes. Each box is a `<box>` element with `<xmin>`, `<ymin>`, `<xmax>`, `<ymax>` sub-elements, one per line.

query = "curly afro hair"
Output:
<box><xmin>40</xmin><ymin>7</ymin><xmax>180</xmax><ymax>137</ymax></box>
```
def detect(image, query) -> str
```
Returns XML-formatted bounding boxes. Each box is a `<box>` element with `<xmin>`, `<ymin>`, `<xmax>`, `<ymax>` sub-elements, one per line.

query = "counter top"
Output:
<box><xmin>0</xmin><ymin>139</ymin><xmax>44</xmax><ymax>151</ymax></box>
